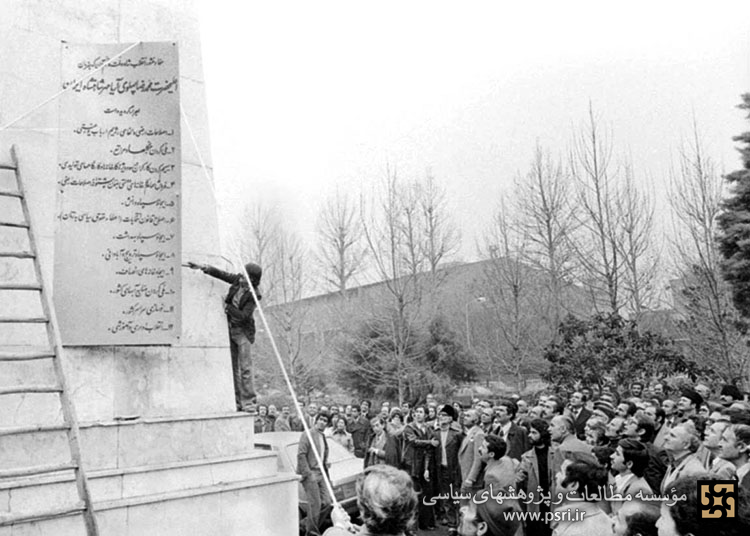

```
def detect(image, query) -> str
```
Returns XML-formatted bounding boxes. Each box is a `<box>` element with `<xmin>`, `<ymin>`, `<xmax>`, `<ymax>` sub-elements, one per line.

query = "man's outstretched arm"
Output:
<box><xmin>186</xmin><ymin>261</ymin><xmax>238</xmax><ymax>285</ymax></box>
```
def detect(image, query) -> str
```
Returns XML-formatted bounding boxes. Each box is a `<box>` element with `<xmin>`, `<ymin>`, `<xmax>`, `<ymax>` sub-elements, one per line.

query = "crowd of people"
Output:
<box><xmin>255</xmin><ymin>382</ymin><xmax>750</xmax><ymax>536</ymax></box>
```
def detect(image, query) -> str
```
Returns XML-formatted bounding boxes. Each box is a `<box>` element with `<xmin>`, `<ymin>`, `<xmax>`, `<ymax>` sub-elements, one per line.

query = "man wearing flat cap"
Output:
<box><xmin>187</xmin><ymin>260</ymin><xmax>262</xmax><ymax>412</ymax></box>
<box><xmin>435</xmin><ymin>404</ymin><xmax>463</xmax><ymax>534</ymax></box>
<box><xmin>677</xmin><ymin>387</ymin><xmax>703</xmax><ymax>422</ymax></box>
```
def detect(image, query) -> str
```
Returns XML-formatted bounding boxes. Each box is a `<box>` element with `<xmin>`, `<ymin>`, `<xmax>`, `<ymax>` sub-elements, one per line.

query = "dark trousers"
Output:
<box><xmin>302</xmin><ymin>470</ymin><xmax>329</xmax><ymax>535</ymax></box>
<box><xmin>414</xmin><ymin>475</ymin><xmax>436</xmax><ymax>530</ymax></box>
<box><xmin>229</xmin><ymin>326</ymin><xmax>255</xmax><ymax>410</ymax></box>
<box><xmin>437</xmin><ymin>467</ymin><xmax>458</xmax><ymax>528</ymax></box>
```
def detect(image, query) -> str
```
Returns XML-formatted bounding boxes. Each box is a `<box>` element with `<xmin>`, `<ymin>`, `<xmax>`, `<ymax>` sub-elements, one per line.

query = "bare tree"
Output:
<box><xmin>669</xmin><ymin>124</ymin><xmax>749</xmax><ymax>384</ymax></box>
<box><xmin>569</xmin><ymin>103</ymin><xmax>624</xmax><ymax>314</ymax></box>
<box><xmin>616</xmin><ymin>160</ymin><xmax>659</xmax><ymax>319</ymax></box>
<box><xmin>515</xmin><ymin>142</ymin><xmax>577</xmax><ymax>331</ymax></box>
<box><xmin>315</xmin><ymin>189</ymin><xmax>367</xmax><ymax>293</ymax></box>
<box><xmin>417</xmin><ymin>171</ymin><xmax>460</xmax><ymax>274</ymax></box>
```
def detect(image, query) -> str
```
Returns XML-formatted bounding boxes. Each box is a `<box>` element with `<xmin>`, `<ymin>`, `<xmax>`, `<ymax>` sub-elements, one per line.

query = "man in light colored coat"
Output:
<box><xmin>458</xmin><ymin>409</ymin><xmax>485</xmax><ymax>500</ymax></box>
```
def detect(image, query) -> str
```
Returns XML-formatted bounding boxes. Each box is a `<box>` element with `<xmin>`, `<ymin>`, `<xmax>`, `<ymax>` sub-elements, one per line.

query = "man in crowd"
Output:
<box><xmin>458</xmin><ymin>409</ymin><xmax>485</xmax><ymax>501</ymax></box>
<box><xmin>516</xmin><ymin>419</ymin><xmax>552</xmax><ymax>536</ymax></box>
<box><xmin>621</xmin><ymin>414</ymin><xmax>667</xmax><ymax>494</ymax></box>
<box><xmin>492</xmin><ymin>400</ymin><xmax>528</xmax><ymax>461</ymax></box>
<box><xmin>628</xmin><ymin>381</ymin><xmax>644</xmax><ymax>399</ymax></box>
<box><xmin>403</xmin><ymin>405</ymin><xmax>438</xmax><ymax>531</ymax></box>
<box><xmin>542</xmin><ymin>396</ymin><xmax>563</xmax><ymax>421</ymax></box>
<box><xmin>297</xmin><ymin>411</ymin><xmax>331</xmax><ymax>536</ymax></box>
<box><xmin>549</xmin><ymin>414</ymin><xmax>594</xmax><ymax>498</ymax></box>
<box><xmin>274</xmin><ymin>405</ymin><xmax>292</xmax><ymax>431</ymax></box>
<box><xmin>609</xmin><ymin>438</ymin><xmax>653</xmax><ymax>515</ymax></box>
<box><xmin>348</xmin><ymin>405</ymin><xmax>372</xmax><ymax>459</ymax></box>
<box><xmin>660</xmin><ymin>423</ymin><xmax>704</xmax><ymax>493</ymax></box>
<box><xmin>676</xmin><ymin>388</ymin><xmax>702</xmax><ymax>421</ymax></box>
<box><xmin>435</xmin><ymin>405</ymin><xmax>463</xmax><ymax>534</ymax></box>
<box><xmin>703</xmin><ymin>418</ymin><xmax>736</xmax><ymax>479</ymax></box>
<box><xmin>611</xmin><ymin>500</ymin><xmax>660</xmax><ymax>536</ymax></box>
<box><xmin>567</xmin><ymin>391</ymin><xmax>592</xmax><ymax>441</ymax></box>
<box><xmin>719</xmin><ymin>423</ymin><xmax>750</xmax><ymax>492</ymax></box>
<box><xmin>479</xmin><ymin>406</ymin><xmax>494</xmax><ymax>434</ymax></box>
<box><xmin>720</xmin><ymin>384</ymin><xmax>743</xmax><ymax>407</ymax></box>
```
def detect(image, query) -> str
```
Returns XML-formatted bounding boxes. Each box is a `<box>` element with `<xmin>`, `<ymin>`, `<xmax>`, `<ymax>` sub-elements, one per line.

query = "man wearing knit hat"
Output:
<box><xmin>677</xmin><ymin>387</ymin><xmax>703</xmax><ymax>421</ymax></box>
<box><xmin>187</xmin><ymin>260</ymin><xmax>262</xmax><ymax>413</ymax></box>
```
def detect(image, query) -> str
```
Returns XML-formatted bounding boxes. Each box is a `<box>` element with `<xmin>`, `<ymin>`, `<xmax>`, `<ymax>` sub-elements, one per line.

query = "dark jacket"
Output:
<box><xmin>364</xmin><ymin>431</ymin><xmax>401</xmax><ymax>468</ymax></box>
<box><xmin>571</xmin><ymin>407</ymin><xmax>593</xmax><ymax>441</ymax></box>
<box><xmin>402</xmin><ymin>423</ymin><xmax>437</xmax><ymax>480</ymax></box>
<box><xmin>348</xmin><ymin>416</ymin><xmax>372</xmax><ymax>458</ymax></box>
<box><xmin>491</xmin><ymin>421</ymin><xmax>529</xmax><ymax>462</ymax></box>
<box><xmin>643</xmin><ymin>441</ymin><xmax>669</xmax><ymax>496</ymax></box>
<box><xmin>202</xmin><ymin>265</ymin><xmax>260</xmax><ymax>342</ymax></box>
<box><xmin>434</xmin><ymin>427</ymin><xmax>463</xmax><ymax>486</ymax></box>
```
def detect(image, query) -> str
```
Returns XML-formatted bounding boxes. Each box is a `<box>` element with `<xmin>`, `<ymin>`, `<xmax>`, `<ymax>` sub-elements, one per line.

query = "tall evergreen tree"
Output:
<box><xmin>718</xmin><ymin>94</ymin><xmax>750</xmax><ymax>317</ymax></box>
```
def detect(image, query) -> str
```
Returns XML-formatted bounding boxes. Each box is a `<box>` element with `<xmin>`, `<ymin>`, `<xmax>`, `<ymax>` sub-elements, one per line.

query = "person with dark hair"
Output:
<box><xmin>609</xmin><ymin>439</ymin><xmax>653</xmax><ymax>515</ymax></box>
<box><xmin>492</xmin><ymin>400</ymin><xmax>529</xmax><ymax>461</ymax></box>
<box><xmin>297</xmin><ymin>412</ymin><xmax>331</xmax><ymax>536</ymax></box>
<box><xmin>611</xmin><ymin>500</ymin><xmax>660</xmax><ymax>536</ymax></box>
<box><xmin>187</xmin><ymin>260</ymin><xmax>262</xmax><ymax>412</ymax></box>
<box><xmin>516</xmin><ymin>419</ymin><xmax>552</xmax><ymax>536</ymax></box>
<box><xmin>628</xmin><ymin>382</ymin><xmax>645</xmax><ymax>399</ymax></box>
<box><xmin>719</xmin><ymin>423</ymin><xmax>750</xmax><ymax>492</ymax></box>
<box><xmin>567</xmin><ymin>391</ymin><xmax>592</xmax><ymax>441</ymax></box>
<box><xmin>434</xmin><ymin>404</ymin><xmax>463</xmax><ymax>533</ymax></box>
<box><xmin>621</xmin><ymin>415</ymin><xmax>668</xmax><ymax>494</ymax></box>
<box><xmin>457</xmin><ymin>492</ymin><xmax>522</xmax><ymax>536</ymax></box>
<box><xmin>655</xmin><ymin>473</ymin><xmax>750</xmax><ymax>536</ymax></box>
<box><xmin>324</xmin><ymin>465</ymin><xmax>418</xmax><ymax>536</ymax></box>
<box><xmin>348</xmin><ymin>405</ymin><xmax>372</xmax><ymax>459</ymax></box>
<box><xmin>403</xmin><ymin>405</ymin><xmax>438</xmax><ymax>530</ymax></box>
<box><xmin>542</xmin><ymin>396</ymin><xmax>564</xmax><ymax>420</ymax></box>
<box><xmin>676</xmin><ymin>388</ymin><xmax>702</xmax><ymax>421</ymax></box>
<box><xmin>479</xmin><ymin>434</ymin><xmax>516</xmax><ymax>494</ymax></box>
<box><xmin>365</xmin><ymin>416</ymin><xmax>401</xmax><ymax>468</ymax></box>
<box><xmin>720</xmin><ymin>384</ymin><xmax>743</xmax><ymax>406</ymax></box>
<box><xmin>554</xmin><ymin>458</ymin><xmax>613</xmax><ymax>535</ymax></box>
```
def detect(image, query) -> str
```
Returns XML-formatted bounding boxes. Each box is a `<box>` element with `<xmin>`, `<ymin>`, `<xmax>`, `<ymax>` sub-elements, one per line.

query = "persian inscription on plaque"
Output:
<box><xmin>54</xmin><ymin>42</ymin><xmax>181</xmax><ymax>345</ymax></box>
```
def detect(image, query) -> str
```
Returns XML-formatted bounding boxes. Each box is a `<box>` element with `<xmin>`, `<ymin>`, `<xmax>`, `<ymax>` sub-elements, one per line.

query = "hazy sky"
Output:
<box><xmin>197</xmin><ymin>1</ymin><xmax>750</xmax><ymax>266</ymax></box>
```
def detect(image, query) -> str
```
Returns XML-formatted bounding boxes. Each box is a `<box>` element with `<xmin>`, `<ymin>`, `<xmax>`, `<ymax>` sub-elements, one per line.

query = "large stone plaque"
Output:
<box><xmin>54</xmin><ymin>42</ymin><xmax>181</xmax><ymax>345</ymax></box>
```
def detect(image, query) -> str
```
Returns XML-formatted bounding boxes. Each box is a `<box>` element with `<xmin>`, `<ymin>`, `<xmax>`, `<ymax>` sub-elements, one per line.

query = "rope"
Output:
<box><xmin>0</xmin><ymin>41</ymin><xmax>142</xmax><ymax>133</ymax></box>
<box><xmin>180</xmin><ymin>105</ymin><xmax>341</xmax><ymax>510</ymax></box>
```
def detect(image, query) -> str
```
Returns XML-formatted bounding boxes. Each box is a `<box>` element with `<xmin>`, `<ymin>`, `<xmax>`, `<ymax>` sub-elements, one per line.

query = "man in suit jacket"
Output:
<box><xmin>297</xmin><ymin>412</ymin><xmax>330</xmax><ymax>536</ymax></box>
<box><xmin>458</xmin><ymin>409</ymin><xmax>485</xmax><ymax>500</ymax></box>
<box><xmin>348</xmin><ymin>406</ymin><xmax>372</xmax><ymax>459</ymax></box>
<box><xmin>434</xmin><ymin>405</ymin><xmax>463</xmax><ymax>532</ymax></box>
<box><xmin>492</xmin><ymin>400</ymin><xmax>529</xmax><ymax>461</ymax></box>
<box><xmin>516</xmin><ymin>418</ymin><xmax>552</xmax><ymax>536</ymax></box>
<box><xmin>567</xmin><ymin>391</ymin><xmax>592</xmax><ymax>441</ymax></box>
<box><xmin>403</xmin><ymin>405</ymin><xmax>439</xmax><ymax>531</ymax></box>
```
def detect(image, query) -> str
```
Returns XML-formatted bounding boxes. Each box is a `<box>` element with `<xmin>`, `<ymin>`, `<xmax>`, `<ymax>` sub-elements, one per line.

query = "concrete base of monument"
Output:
<box><xmin>0</xmin><ymin>413</ymin><xmax>300</xmax><ymax>535</ymax></box>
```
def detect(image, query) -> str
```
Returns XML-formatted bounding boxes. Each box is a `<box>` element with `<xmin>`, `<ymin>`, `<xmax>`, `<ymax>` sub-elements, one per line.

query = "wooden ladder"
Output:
<box><xmin>0</xmin><ymin>145</ymin><xmax>99</xmax><ymax>534</ymax></box>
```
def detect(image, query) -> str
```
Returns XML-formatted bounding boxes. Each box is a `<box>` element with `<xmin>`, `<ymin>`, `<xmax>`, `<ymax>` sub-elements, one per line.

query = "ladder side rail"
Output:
<box><xmin>11</xmin><ymin>145</ymin><xmax>100</xmax><ymax>536</ymax></box>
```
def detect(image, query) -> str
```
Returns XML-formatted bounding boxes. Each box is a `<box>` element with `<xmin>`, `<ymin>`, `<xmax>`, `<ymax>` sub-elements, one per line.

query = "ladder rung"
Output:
<box><xmin>0</xmin><ymin>163</ymin><xmax>17</xmax><ymax>170</ymax></box>
<box><xmin>0</xmin><ymin>188</ymin><xmax>22</xmax><ymax>198</ymax></box>
<box><xmin>0</xmin><ymin>316</ymin><xmax>48</xmax><ymax>323</ymax></box>
<box><xmin>0</xmin><ymin>221</ymin><xmax>29</xmax><ymax>228</ymax></box>
<box><xmin>0</xmin><ymin>251</ymin><xmax>35</xmax><ymax>258</ymax></box>
<box><xmin>0</xmin><ymin>385</ymin><xmax>62</xmax><ymax>395</ymax></box>
<box><xmin>0</xmin><ymin>502</ymin><xmax>86</xmax><ymax>527</ymax></box>
<box><xmin>0</xmin><ymin>349</ymin><xmax>54</xmax><ymax>361</ymax></box>
<box><xmin>0</xmin><ymin>461</ymin><xmax>77</xmax><ymax>480</ymax></box>
<box><xmin>0</xmin><ymin>283</ymin><xmax>41</xmax><ymax>290</ymax></box>
<box><xmin>0</xmin><ymin>423</ymin><xmax>70</xmax><ymax>437</ymax></box>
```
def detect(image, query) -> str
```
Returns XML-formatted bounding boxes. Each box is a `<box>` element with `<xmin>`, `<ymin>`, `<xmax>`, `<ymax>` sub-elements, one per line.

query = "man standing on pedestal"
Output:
<box><xmin>187</xmin><ymin>260</ymin><xmax>262</xmax><ymax>413</ymax></box>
